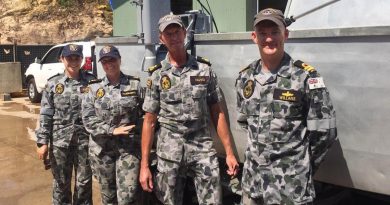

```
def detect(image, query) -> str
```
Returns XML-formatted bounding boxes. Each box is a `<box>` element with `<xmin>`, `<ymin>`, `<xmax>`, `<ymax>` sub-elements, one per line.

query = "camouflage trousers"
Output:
<box><xmin>49</xmin><ymin>145</ymin><xmax>93</xmax><ymax>205</ymax></box>
<box><xmin>154</xmin><ymin>154</ymin><xmax>222</xmax><ymax>205</ymax></box>
<box><xmin>89</xmin><ymin>150</ymin><xmax>140</xmax><ymax>205</ymax></box>
<box><xmin>241</xmin><ymin>191</ymin><xmax>314</xmax><ymax>205</ymax></box>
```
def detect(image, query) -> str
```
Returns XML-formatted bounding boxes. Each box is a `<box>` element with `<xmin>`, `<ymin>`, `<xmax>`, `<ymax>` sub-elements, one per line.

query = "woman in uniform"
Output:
<box><xmin>82</xmin><ymin>45</ymin><xmax>142</xmax><ymax>205</ymax></box>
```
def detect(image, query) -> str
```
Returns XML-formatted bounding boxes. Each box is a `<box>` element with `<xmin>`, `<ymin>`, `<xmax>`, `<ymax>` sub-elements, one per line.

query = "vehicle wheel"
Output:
<box><xmin>28</xmin><ymin>78</ymin><xmax>42</xmax><ymax>103</ymax></box>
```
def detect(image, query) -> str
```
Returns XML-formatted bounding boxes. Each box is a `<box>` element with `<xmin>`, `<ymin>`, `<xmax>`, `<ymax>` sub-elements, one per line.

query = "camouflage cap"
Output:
<box><xmin>254</xmin><ymin>8</ymin><xmax>286</xmax><ymax>28</ymax></box>
<box><xmin>158</xmin><ymin>14</ymin><xmax>185</xmax><ymax>32</ymax></box>
<box><xmin>98</xmin><ymin>45</ymin><xmax>121</xmax><ymax>61</ymax></box>
<box><xmin>61</xmin><ymin>44</ymin><xmax>83</xmax><ymax>57</ymax></box>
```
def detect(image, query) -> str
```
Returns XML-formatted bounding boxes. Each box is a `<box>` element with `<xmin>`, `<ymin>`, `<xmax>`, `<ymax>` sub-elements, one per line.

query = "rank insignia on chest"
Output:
<box><xmin>55</xmin><ymin>83</ymin><xmax>64</xmax><ymax>94</ymax></box>
<box><xmin>96</xmin><ymin>88</ymin><xmax>105</xmax><ymax>99</ymax></box>
<box><xmin>190</xmin><ymin>76</ymin><xmax>209</xmax><ymax>85</ymax></box>
<box><xmin>243</xmin><ymin>80</ymin><xmax>255</xmax><ymax>98</ymax></box>
<box><xmin>273</xmin><ymin>89</ymin><xmax>302</xmax><ymax>102</ymax></box>
<box><xmin>121</xmin><ymin>90</ymin><xmax>137</xmax><ymax>97</ymax></box>
<box><xmin>160</xmin><ymin>75</ymin><xmax>171</xmax><ymax>90</ymax></box>
<box><xmin>80</xmin><ymin>86</ymin><xmax>89</xmax><ymax>93</ymax></box>
<box><xmin>146</xmin><ymin>79</ymin><xmax>152</xmax><ymax>89</ymax></box>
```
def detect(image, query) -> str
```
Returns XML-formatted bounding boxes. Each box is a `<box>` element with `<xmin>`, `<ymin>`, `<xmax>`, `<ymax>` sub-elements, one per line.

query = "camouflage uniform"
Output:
<box><xmin>236</xmin><ymin>53</ymin><xmax>337</xmax><ymax>205</ymax></box>
<box><xmin>82</xmin><ymin>72</ymin><xmax>141</xmax><ymax>205</ymax></box>
<box><xmin>36</xmin><ymin>71</ymin><xmax>95</xmax><ymax>205</ymax></box>
<box><xmin>143</xmin><ymin>54</ymin><xmax>223</xmax><ymax>205</ymax></box>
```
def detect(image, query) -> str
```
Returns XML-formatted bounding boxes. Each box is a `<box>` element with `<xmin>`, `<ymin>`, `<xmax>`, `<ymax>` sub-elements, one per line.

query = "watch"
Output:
<box><xmin>37</xmin><ymin>143</ymin><xmax>45</xmax><ymax>148</ymax></box>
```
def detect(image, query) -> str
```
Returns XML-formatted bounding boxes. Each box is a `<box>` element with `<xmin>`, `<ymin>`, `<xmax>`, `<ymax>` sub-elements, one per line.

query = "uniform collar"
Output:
<box><xmin>63</xmin><ymin>70</ymin><xmax>86</xmax><ymax>84</ymax></box>
<box><xmin>78</xmin><ymin>70</ymin><xmax>90</xmax><ymax>84</ymax></box>
<box><xmin>276</xmin><ymin>53</ymin><xmax>292</xmax><ymax>78</ymax></box>
<box><xmin>102</xmin><ymin>72</ymin><xmax>126</xmax><ymax>86</ymax></box>
<box><xmin>161</xmin><ymin>53</ymin><xmax>198</xmax><ymax>75</ymax></box>
<box><xmin>255</xmin><ymin>53</ymin><xmax>292</xmax><ymax>85</ymax></box>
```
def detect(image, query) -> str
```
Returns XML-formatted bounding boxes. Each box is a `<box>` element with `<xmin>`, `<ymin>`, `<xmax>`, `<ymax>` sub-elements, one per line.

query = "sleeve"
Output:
<box><xmin>81</xmin><ymin>86</ymin><xmax>115</xmax><ymax>137</ymax></box>
<box><xmin>137</xmin><ymin>80</ymin><xmax>144</xmax><ymax>113</ymax></box>
<box><xmin>135</xmin><ymin>81</ymin><xmax>144</xmax><ymax>134</ymax></box>
<box><xmin>35</xmin><ymin>84</ymin><xmax>54</xmax><ymax>145</ymax></box>
<box><xmin>207</xmin><ymin>68</ymin><xmax>223</xmax><ymax>105</ymax></box>
<box><xmin>305</xmin><ymin>74</ymin><xmax>337</xmax><ymax>172</ymax></box>
<box><xmin>142</xmin><ymin>73</ymin><xmax>160</xmax><ymax>114</ymax></box>
<box><xmin>235</xmin><ymin>75</ymin><xmax>248</xmax><ymax>130</ymax></box>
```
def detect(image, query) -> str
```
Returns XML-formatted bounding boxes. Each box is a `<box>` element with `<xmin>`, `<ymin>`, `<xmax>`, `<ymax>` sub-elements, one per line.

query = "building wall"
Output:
<box><xmin>112</xmin><ymin>0</ymin><xmax>137</xmax><ymax>36</ymax></box>
<box><xmin>112</xmin><ymin>0</ymin><xmax>259</xmax><ymax>35</ymax></box>
<box><xmin>193</xmin><ymin>0</ymin><xmax>256</xmax><ymax>32</ymax></box>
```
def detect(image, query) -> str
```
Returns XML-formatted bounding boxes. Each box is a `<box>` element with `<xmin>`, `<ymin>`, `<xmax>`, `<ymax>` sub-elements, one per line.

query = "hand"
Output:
<box><xmin>113</xmin><ymin>125</ymin><xmax>136</xmax><ymax>136</ymax></box>
<box><xmin>37</xmin><ymin>144</ymin><xmax>48</xmax><ymax>161</ymax></box>
<box><xmin>226</xmin><ymin>154</ymin><xmax>239</xmax><ymax>177</ymax></box>
<box><xmin>139</xmin><ymin>165</ymin><xmax>153</xmax><ymax>192</ymax></box>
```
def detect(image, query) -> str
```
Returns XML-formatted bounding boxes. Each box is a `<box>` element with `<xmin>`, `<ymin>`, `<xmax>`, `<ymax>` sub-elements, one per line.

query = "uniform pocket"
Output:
<box><xmin>271</xmin><ymin>100</ymin><xmax>303</xmax><ymax>119</ymax></box>
<box><xmin>191</xmin><ymin>86</ymin><xmax>207</xmax><ymax>118</ymax></box>
<box><xmin>95</xmin><ymin>98</ymin><xmax>111</xmax><ymax>121</ymax></box>
<box><xmin>119</xmin><ymin>96</ymin><xmax>138</xmax><ymax>115</ymax></box>
<box><xmin>53</xmin><ymin>94</ymin><xmax>70</xmax><ymax>111</ymax></box>
<box><xmin>160</xmin><ymin>89</ymin><xmax>182</xmax><ymax>118</ymax></box>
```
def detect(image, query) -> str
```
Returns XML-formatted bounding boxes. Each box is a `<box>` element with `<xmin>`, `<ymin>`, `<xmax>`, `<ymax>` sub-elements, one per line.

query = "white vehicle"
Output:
<box><xmin>24</xmin><ymin>41</ymin><xmax>96</xmax><ymax>103</ymax></box>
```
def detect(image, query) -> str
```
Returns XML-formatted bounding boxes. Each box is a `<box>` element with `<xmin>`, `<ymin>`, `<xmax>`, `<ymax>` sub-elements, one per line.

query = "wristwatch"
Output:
<box><xmin>36</xmin><ymin>143</ymin><xmax>45</xmax><ymax>148</ymax></box>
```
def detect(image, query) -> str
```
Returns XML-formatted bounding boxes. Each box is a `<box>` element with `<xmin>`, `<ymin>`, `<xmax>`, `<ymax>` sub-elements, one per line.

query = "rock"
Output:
<box><xmin>0</xmin><ymin>0</ymin><xmax>112</xmax><ymax>44</ymax></box>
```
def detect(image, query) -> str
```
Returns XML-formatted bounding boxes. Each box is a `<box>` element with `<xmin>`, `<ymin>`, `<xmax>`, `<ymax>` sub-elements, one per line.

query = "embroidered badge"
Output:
<box><xmin>69</xmin><ymin>44</ymin><xmax>78</xmax><ymax>51</ymax></box>
<box><xmin>308</xmin><ymin>77</ymin><xmax>326</xmax><ymax>90</ymax></box>
<box><xmin>80</xmin><ymin>86</ymin><xmax>89</xmax><ymax>93</ymax></box>
<box><xmin>121</xmin><ymin>90</ymin><xmax>137</xmax><ymax>97</ymax></box>
<box><xmin>273</xmin><ymin>89</ymin><xmax>302</xmax><ymax>102</ymax></box>
<box><xmin>243</xmin><ymin>80</ymin><xmax>254</xmax><ymax>99</ymax></box>
<box><xmin>102</xmin><ymin>46</ymin><xmax>112</xmax><ymax>54</ymax></box>
<box><xmin>190</xmin><ymin>76</ymin><xmax>209</xmax><ymax>85</ymax></box>
<box><xmin>146</xmin><ymin>79</ymin><xmax>152</xmax><ymax>89</ymax></box>
<box><xmin>96</xmin><ymin>88</ymin><xmax>105</xmax><ymax>98</ymax></box>
<box><xmin>55</xmin><ymin>83</ymin><xmax>64</xmax><ymax>94</ymax></box>
<box><xmin>160</xmin><ymin>75</ymin><xmax>171</xmax><ymax>90</ymax></box>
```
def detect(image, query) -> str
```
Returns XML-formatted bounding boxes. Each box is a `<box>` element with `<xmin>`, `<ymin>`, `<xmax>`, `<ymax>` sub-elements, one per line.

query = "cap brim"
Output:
<box><xmin>62</xmin><ymin>53</ymin><xmax>83</xmax><ymax>57</ymax></box>
<box><xmin>159</xmin><ymin>22</ymin><xmax>183</xmax><ymax>32</ymax></box>
<box><xmin>254</xmin><ymin>17</ymin><xmax>285</xmax><ymax>28</ymax></box>
<box><xmin>98</xmin><ymin>54</ymin><xmax>120</xmax><ymax>62</ymax></box>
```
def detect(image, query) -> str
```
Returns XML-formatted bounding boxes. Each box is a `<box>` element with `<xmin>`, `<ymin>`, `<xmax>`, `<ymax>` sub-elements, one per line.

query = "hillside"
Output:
<box><xmin>0</xmin><ymin>0</ymin><xmax>113</xmax><ymax>45</ymax></box>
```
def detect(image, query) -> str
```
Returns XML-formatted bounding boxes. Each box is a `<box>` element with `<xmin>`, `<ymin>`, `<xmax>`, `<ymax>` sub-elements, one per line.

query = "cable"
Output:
<box><xmin>205</xmin><ymin>0</ymin><xmax>218</xmax><ymax>32</ymax></box>
<box><xmin>196</xmin><ymin>0</ymin><xmax>219</xmax><ymax>33</ymax></box>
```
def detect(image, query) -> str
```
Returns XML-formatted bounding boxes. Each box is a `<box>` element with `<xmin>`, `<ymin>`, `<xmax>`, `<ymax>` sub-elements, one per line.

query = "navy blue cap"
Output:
<box><xmin>99</xmin><ymin>45</ymin><xmax>121</xmax><ymax>61</ymax></box>
<box><xmin>61</xmin><ymin>44</ymin><xmax>83</xmax><ymax>57</ymax></box>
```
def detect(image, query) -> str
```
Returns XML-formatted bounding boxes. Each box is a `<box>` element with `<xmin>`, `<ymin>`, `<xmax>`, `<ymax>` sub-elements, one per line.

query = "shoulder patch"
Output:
<box><xmin>239</xmin><ymin>66</ymin><xmax>250</xmax><ymax>74</ymax></box>
<box><xmin>47</xmin><ymin>73</ymin><xmax>61</xmax><ymax>81</ymax></box>
<box><xmin>148</xmin><ymin>63</ymin><xmax>162</xmax><ymax>74</ymax></box>
<box><xmin>127</xmin><ymin>75</ymin><xmax>140</xmax><ymax>81</ymax></box>
<box><xmin>293</xmin><ymin>60</ymin><xmax>317</xmax><ymax>73</ymax></box>
<box><xmin>308</xmin><ymin>77</ymin><xmax>326</xmax><ymax>90</ymax></box>
<box><xmin>196</xmin><ymin>56</ymin><xmax>211</xmax><ymax>66</ymax></box>
<box><xmin>239</xmin><ymin>59</ymin><xmax>259</xmax><ymax>74</ymax></box>
<box><xmin>88</xmin><ymin>79</ymin><xmax>102</xmax><ymax>85</ymax></box>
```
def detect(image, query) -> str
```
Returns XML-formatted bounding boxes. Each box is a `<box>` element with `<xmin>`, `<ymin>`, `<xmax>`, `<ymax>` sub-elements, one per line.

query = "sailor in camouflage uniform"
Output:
<box><xmin>236</xmin><ymin>9</ymin><xmax>337</xmax><ymax>205</ymax></box>
<box><xmin>82</xmin><ymin>45</ymin><xmax>141</xmax><ymax>205</ymax></box>
<box><xmin>139</xmin><ymin>14</ymin><xmax>239</xmax><ymax>205</ymax></box>
<box><xmin>36</xmin><ymin>44</ymin><xmax>95</xmax><ymax>205</ymax></box>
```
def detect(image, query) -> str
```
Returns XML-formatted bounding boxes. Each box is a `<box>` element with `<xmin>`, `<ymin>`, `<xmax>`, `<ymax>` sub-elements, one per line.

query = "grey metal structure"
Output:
<box><xmin>95</xmin><ymin>0</ymin><xmax>390</xmax><ymax>197</ymax></box>
<box><xmin>194</xmin><ymin>27</ymin><xmax>390</xmax><ymax>197</ymax></box>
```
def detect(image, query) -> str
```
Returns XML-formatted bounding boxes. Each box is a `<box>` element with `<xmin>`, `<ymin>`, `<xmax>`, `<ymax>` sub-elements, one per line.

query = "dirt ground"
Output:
<box><xmin>0</xmin><ymin>97</ymin><xmax>102</xmax><ymax>205</ymax></box>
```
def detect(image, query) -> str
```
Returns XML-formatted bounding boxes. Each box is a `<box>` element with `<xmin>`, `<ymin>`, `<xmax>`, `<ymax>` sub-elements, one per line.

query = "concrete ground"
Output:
<box><xmin>0</xmin><ymin>97</ymin><xmax>102</xmax><ymax>205</ymax></box>
<box><xmin>2</xmin><ymin>97</ymin><xmax>388</xmax><ymax>205</ymax></box>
